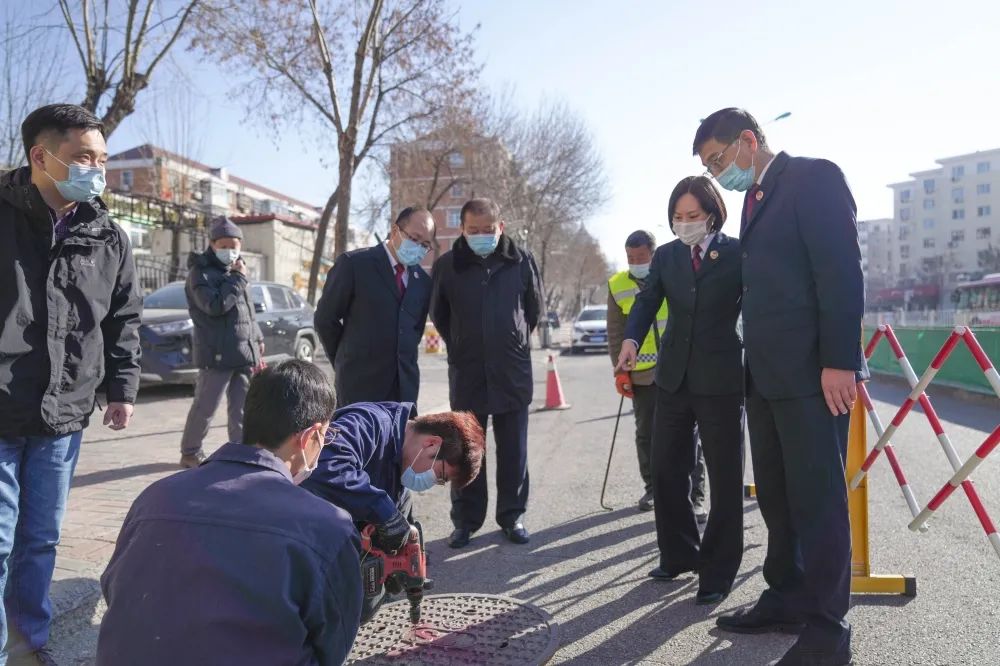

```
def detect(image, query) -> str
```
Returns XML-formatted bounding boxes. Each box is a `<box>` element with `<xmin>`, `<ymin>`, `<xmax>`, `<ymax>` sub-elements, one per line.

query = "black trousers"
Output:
<box><xmin>747</xmin><ymin>376</ymin><xmax>852</xmax><ymax>652</ymax></box>
<box><xmin>635</xmin><ymin>384</ymin><xmax>707</xmax><ymax>502</ymax></box>
<box><xmin>652</xmin><ymin>385</ymin><xmax>744</xmax><ymax>593</ymax></box>
<box><xmin>450</xmin><ymin>406</ymin><xmax>529</xmax><ymax>531</ymax></box>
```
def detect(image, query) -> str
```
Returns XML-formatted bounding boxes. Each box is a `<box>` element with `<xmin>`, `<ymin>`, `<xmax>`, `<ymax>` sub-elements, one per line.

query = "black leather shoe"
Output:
<box><xmin>716</xmin><ymin>606</ymin><xmax>804</xmax><ymax>634</ymax></box>
<box><xmin>448</xmin><ymin>528</ymin><xmax>472</xmax><ymax>549</ymax></box>
<box><xmin>696</xmin><ymin>590</ymin><xmax>729</xmax><ymax>605</ymax></box>
<box><xmin>647</xmin><ymin>567</ymin><xmax>695</xmax><ymax>581</ymax></box>
<box><xmin>767</xmin><ymin>640</ymin><xmax>853</xmax><ymax>665</ymax></box>
<box><xmin>502</xmin><ymin>523</ymin><xmax>530</xmax><ymax>544</ymax></box>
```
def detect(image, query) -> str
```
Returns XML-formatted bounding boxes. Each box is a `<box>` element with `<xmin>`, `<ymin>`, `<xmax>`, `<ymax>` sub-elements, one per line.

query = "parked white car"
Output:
<box><xmin>569</xmin><ymin>305</ymin><xmax>608</xmax><ymax>353</ymax></box>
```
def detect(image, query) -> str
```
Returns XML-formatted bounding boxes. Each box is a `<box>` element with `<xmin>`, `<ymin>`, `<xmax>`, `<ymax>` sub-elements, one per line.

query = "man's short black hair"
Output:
<box><xmin>625</xmin><ymin>230</ymin><xmax>656</xmax><ymax>250</ymax></box>
<box><xmin>395</xmin><ymin>205</ymin><xmax>431</xmax><ymax>231</ymax></box>
<box><xmin>460</xmin><ymin>198</ymin><xmax>501</xmax><ymax>226</ymax></box>
<box><xmin>21</xmin><ymin>104</ymin><xmax>105</xmax><ymax>162</ymax></box>
<box><xmin>692</xmin><ymin>107</ymin><xmax>768</xmax><ymax>156</ymax></box>
<box><xmin>242</xmin><ymin>360</ymin><xmax>337</xmax><ymax>450</ymax></box>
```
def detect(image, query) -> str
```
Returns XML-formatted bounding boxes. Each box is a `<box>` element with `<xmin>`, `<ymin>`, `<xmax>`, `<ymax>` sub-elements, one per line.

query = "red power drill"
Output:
<box><xmin>360</xmin><ymin>523</ymin><xmax>433</xmax><ymax>624</ymax></box>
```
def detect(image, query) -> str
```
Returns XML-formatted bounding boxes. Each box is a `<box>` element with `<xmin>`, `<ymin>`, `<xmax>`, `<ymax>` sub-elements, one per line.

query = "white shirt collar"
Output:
<box><xmin>383</xmin><ymin>241</ymin><xmax>400</xmax><ymax>270</ymax></box>
<box><xmin>695</xmin><ymin>231</ymin><xmax>717</xmax><ymax>255</ymax></box>
<box><xmin>756</xmin><ymin>153</ymin><xmax>776</xmax><ymax>185</ymax></box>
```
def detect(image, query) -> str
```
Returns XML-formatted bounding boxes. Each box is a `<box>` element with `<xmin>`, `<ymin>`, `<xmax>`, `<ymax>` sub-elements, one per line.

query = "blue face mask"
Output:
<box><xmin>44</xmin><ymin>149</ymin><xmax>106</xmax><ymax>202</ymax></box>
<box><xmin>214</xmin><ymin>247</ymin><xmax>240</xmax><ymax>266</ymax></box>
<box><xmin>715</xmin><ymin>142</ymin><xmax>755</xmax><ymax>192</ymax></box>
<box><xmin>629</xmin><ymin>263</ymin><xmax>651</xmax><ymax>280</ymax></box>
<box><xmin>396</xmin><ymin>236</ymin><xmax>429</xmax><ymax>267</ymax></box>
<box><xmin>466</xmin><ymin>233</ymin><xmax>499</xmax><ymax>257</ymax></box>
<box><xmin>401</xmin><ymin>447</ymin><xmax>440</xmax><ymax>493</ymax></box>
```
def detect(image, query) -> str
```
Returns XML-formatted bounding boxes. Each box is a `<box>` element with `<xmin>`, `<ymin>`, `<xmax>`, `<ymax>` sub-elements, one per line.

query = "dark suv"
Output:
<box><xmin>139</xmin><ymin>281</ymin><xmax>318</xmax><ymax>385</ymax></box>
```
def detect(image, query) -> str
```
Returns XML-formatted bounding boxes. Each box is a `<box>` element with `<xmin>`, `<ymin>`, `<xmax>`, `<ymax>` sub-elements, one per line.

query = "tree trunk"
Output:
<box><xmin>333</xmin><ymin>142</ymin><xmax>356</xmax><ymax>259</ymax></box>
<box><xmin>307</xmin><ymin>187</ymin><xmax>340</xmax><ymax>305</ymax></box>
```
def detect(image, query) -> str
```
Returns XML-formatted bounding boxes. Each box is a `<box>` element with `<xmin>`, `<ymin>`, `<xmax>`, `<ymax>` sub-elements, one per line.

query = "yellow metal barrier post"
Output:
<box><xmin>742</xmin><ymin>390</ymin><xmax>915</xmax><ymax>596</ymax></box>
<box><xmin>848</xmin><ymin>393</ymin><xmax>917</xmax><ymax>596</ymax></box>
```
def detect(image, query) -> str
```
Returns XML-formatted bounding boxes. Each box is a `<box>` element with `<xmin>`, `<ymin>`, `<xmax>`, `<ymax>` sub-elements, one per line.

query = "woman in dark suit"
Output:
<box><xmin>616</xmin><ymin>175</ymin><xmax>744</xmax><ymax>604</ymax></box>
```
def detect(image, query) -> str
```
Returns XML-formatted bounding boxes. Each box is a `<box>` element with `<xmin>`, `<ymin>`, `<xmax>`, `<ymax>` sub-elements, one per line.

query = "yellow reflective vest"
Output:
<box><xmin>608</xmin><ymin>271</ymin><xmax>668</xmax><ymax>372</ymax></box>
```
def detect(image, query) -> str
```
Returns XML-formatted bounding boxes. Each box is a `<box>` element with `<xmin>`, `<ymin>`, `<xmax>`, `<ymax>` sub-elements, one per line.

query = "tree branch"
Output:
<box><xmin>144</xmin><ymin>0</ymin><xmax>200</xmax><ymax>78</ymax></box>
<box><xmin>306</xmin><ymin>0</ymin><xmax>344</xmax><ymax>134</ymax></box>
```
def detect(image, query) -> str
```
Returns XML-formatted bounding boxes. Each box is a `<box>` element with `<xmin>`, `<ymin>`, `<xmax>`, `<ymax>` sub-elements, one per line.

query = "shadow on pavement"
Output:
<box><xmin>72</xmin><ymin>463</ymin><xmax>180</xmax><ymax>488</ymax></box>
<box><xmin>424</xmin><ymin>508</ymin><xmax>777</xmax><ymax>664</ymax></box>
<box><xmin>134</xmin><ymin>384</ymin><xmax>194</xmax><ymax>403</ymax></box>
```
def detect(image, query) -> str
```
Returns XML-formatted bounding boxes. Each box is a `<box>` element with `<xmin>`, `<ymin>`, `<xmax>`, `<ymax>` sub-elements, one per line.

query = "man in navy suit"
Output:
<box><xmin>316</xmin><ymin>207</ymin><xmax>434</xmax><ymax>408</ymax></box>
<box><xmin>694</xmin><ymin>108</ymin><xmax>863</xmax><ymax>666</ymax></box>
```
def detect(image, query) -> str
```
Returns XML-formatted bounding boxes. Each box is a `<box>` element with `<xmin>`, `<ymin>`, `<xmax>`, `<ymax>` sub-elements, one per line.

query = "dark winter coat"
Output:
<box><xmin>185</xmin><ymin>249</ymin><xmax>263</xmax><ymax>369</ymax></box>
<box><xmin>430</xmin><ymin>234</ymin><xmax>543</xmax><ymax>414</ymax></box>
<box><xmin>98</xmin><ymin>442</ymin><xmax>362</xmax><ymax>666</ymax></box>
<box><xmin>0</xmin><ymin>167</ymin><xmax>141</xmax><ymax>437</ymax></box>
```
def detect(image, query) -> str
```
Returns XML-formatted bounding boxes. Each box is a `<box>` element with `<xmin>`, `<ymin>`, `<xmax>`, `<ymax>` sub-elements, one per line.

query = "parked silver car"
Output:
<box><xmin>569</xmin><ymin>305</ymin><xmax>608</xmax><ymax>353</ymax></box>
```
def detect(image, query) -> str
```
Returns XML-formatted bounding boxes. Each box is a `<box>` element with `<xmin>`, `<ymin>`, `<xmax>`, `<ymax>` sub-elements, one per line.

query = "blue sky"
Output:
<box><xmin>110</xmin><ymin>0</ymin><xmax>1000</xmax><ymax>268</ymax></box>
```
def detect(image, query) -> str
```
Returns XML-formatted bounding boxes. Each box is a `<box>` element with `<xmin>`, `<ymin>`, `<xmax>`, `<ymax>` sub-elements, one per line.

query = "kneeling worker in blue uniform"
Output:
<box><xmin>301</xmin><ymin>402</ymin><xmax>486</xmax><ymax>615</ymax></box>
<box><xmin>98</xmin><ymin>360</ymin><xmax>362</xmax><ymax>666</ymax></box>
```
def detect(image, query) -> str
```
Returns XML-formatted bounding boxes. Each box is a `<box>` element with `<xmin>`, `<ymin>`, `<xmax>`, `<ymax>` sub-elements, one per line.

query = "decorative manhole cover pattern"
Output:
<box><xmin>347</xmin><ymin>593</ymin><xmax>559</xmax><ymax>665</ymax></box>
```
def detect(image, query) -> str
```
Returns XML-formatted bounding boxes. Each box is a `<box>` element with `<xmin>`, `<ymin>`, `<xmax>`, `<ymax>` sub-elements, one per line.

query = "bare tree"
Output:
<box><xmin>388</xmin><ymin>91</ymin><xmax>513</xmax><ymax>213</ymax></box>
<box><xmin>55</xmin><ymin>0</ymin><xmax>200</xmax><ymax>136</ymax></box>
<box><xmin>498</xmin><ymin>99</ymin><xmax>608</xmax><ymax>291</ymax></box>
<box><xmin>980</xmin><ymin>244</ymin><xmax>1000</xmax><ymax>273</ymax></box>
<box><xmin>192</xmin><ymin>0</ymin><xmax>479</xmax><ymax>303</ymax></box>
<box><xmin>545</xmin><ymin>224</ymin><xmax>611</xmax><ymax>318</ymax></box>
<box><xmin>0</xmin><ymin>8</ymin><xmax>65</xmax><ymax>168</ymax></box>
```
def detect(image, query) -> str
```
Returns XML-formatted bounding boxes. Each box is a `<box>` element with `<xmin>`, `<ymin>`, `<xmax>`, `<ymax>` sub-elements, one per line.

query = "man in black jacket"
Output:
<box><xmin>315</xmin><ymin>206</ymin><xmax>434</xmax><ymax>408</ymax></box>
<box><xmin>431</xmin><ymin>198</ymin><xmax>544</xmax><ymax>548</ymax></box>
<box><xmin>0</xmin><ymin>104</ymin><xmax>141</xmax><ymax>664</ymax></box>
<box><xmin>179</xmin><ymin>217</ymin><xmax>264</xmax><ymax>468</ymax></box>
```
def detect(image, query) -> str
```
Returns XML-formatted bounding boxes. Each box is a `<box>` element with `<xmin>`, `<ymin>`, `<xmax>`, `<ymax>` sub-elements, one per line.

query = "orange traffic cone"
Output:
<box><xmin>539</xmin><ymin>353</ymin><xmax>571</xmax><ymax>410</ymax></box>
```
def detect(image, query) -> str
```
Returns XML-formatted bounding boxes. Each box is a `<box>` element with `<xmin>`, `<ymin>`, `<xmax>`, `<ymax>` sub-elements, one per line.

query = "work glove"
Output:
<box><xmin>615</xmin><ymin>372</ymin><xmax>634</xmax><ymax>399</ymax></box>
<box><xmin>373</xmin><ymin>510</ymin><xmax>412</xmax><ymax>554</ymax></box>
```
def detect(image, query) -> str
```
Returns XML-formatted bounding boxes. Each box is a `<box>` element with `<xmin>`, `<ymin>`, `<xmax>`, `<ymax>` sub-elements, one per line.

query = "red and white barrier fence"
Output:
<box><xmin>907</xmin><ymin>426</ymin><xmax>1000</xmax><ymax>558</ymax></box>
<box><xmin>855</xmin><ymin>381</ymin><xmax>924</xmax><ymax>526</ymax></box>
<box><xmin>854</xmin><ymin>325</ymin><xmax>1000</xmax><ymax>560</ymax></box>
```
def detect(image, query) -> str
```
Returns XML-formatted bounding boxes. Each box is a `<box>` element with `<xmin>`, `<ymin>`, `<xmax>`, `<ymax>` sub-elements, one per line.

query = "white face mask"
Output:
<box><xmin>214</xmin><ymin>247</ymin><xmax>240</xmax><ymax>265</ymax></box>
<box><xmin>629</xmin><ymin>263</ymin><xmax>651</xmax><ymax>279</ymax></box>
<box><xmin>292</xmin><ymin>430</ymin><xmax>322</xmax><ymax>485</ymax></box>
<box><xmin>673</xmin><ymin>218</ymin><xmax>711</xmax><ymax>247</ymax></box>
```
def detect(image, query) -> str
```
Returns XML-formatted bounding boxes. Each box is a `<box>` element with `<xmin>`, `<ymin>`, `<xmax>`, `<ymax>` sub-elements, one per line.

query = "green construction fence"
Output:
<box><xmin>864</xmin><ymin>327</ymin><xmax>1000</xmax><ymax>395</ymax></box>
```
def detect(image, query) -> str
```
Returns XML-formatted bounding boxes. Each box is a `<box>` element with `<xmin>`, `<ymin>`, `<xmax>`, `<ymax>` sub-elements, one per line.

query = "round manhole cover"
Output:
<box><xmin>347</xmin><ymin>593</ymin><xmax>559</xmax><ymax>665</ymax></box>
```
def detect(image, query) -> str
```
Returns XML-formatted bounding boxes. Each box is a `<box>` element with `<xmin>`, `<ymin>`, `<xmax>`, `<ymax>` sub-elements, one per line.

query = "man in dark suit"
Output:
<box><xmin>316</xmin><ymin>207</ymin><xmax>434</xmax><ymax>408</ymax></box>
<box><xmin>694</xmin><ymin>108</ymin><xmax>863</xmax><ymax>666</ymax></box>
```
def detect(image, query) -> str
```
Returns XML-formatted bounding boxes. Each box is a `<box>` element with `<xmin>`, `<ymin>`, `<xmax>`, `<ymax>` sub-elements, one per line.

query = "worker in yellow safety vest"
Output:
<box><xmin>606</xmin><ymin>230</ymin><xmax>707</xmax><ymax>515</ymax></box>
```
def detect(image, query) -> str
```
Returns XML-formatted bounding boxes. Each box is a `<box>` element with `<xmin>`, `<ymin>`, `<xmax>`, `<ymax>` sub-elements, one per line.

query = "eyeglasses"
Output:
<box><xmin>399</xmin><ymin>225</ymin><xmax>433</xmax><ymax>251</ymax></box>
<box><xmin>703</xmin><ymin>139</ymin><xmax>739</xmax><ymax>177</ymax></box>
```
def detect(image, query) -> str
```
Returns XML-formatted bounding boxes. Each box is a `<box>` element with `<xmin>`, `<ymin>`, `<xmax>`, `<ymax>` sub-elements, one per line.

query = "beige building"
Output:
<box><xmin>106</xmin><ymin>144</ymin><xmax>320</xmax><ymax>224</ymax></box>
<box><xmin>859</xmin><ymin>218</ymin><xmax>893</xmax><ymax>286</ymax></box>
<box><xmin>887</xmin><ymin>148</ymin><xmax>1000</xmax><ymax>285</ymax></box>
<box><xmin>104</xmin><ymin>144</ymin><xmax>336</xmax><ymax>295</ymax></box>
